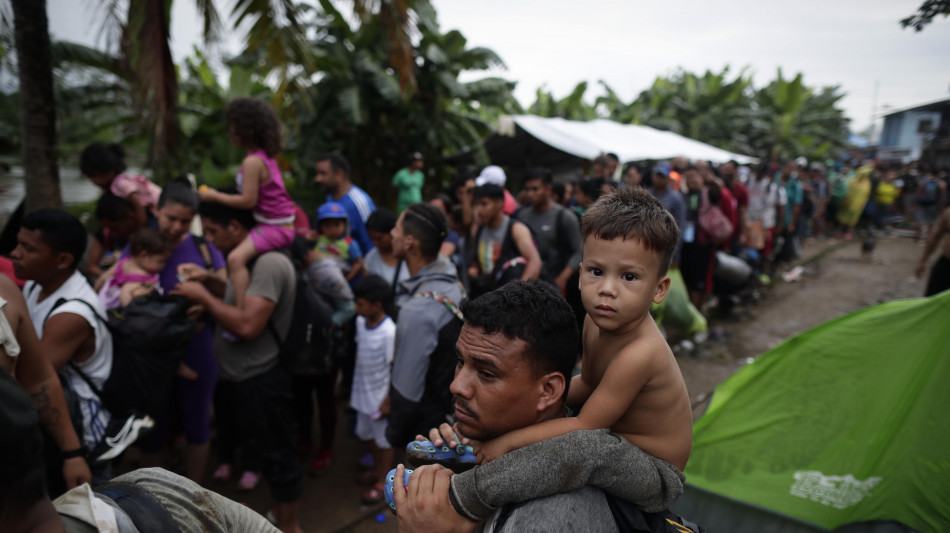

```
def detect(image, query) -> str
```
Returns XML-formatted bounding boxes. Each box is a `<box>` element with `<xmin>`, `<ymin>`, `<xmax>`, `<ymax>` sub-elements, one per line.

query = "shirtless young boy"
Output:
<box><xmin>390</xmin><ymin>187</ymin><xmax>692</xmax><ymax>523</ymax></box>
<box><xmin>474</xmin><ymin>185</ymin><xmax>693</xmax><ymax>470</ymax></box>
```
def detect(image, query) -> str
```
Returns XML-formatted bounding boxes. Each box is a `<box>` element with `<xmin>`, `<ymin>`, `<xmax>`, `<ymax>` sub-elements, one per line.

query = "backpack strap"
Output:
<box><xmin>413</xmin><ymin>290</ymin><xmax>464</xmax><ymax>322</ymax></box>
<box><xmin>191</xmin><ymin>234</ymin><xmax>215</xmax><ymax>270</ymax></box>
<box><xmin>95</xmin><ymin>481</ymin><xmax>181</xmax><ymax>533</ymax></box>
<box><xmin>43</xmin><ymin>298</ymin><xmax>112</xmax><ymax>400</ymax></box>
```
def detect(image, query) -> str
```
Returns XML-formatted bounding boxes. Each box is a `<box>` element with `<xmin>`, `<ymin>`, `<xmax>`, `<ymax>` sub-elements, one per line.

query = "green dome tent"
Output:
<box><xmin>673</xmin><ymin>291</ymin><xmax>950</xmax><ymax>532</ymax></box>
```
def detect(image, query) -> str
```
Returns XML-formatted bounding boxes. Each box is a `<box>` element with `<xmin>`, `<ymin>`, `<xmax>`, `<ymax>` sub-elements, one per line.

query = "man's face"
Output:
<box><xmin>606</xmin><ymin>159</ymin><xmax>619</xmax><ymax>177</ymax></box>
<box><xmin>685</xmin><ymin>170</ymin><xmax>703</xmax><ymax>191</ymax></box>
<box><xmin>202</xmin><ymin>219</ymin><xmax>241</xmax><ymax>255</ymax></box>
<box><xmin>314</xmin><ymin>160</ymin><xmax>342</xmax><ymax>195</ymax></box>
<box><xmin>522</xmin><ymin>179</ymin><xmax>549</xmax><ymax>209</ymax></box>
<box><xmin>11</xmin><ymin>228</ymin><xmax>64</xmax><ymax>281</ymax></box>
<box><xmin>624</xmin><ymin>167</ymin><xmax>642</xmax><ymax>187</ymax></box>
<box><xmin>652</xmin><ymin>173</ymin><xmax>668</xmax><ymax>191</ymax></box>
<box><xmin>390</xmin><ymin>213</ymin><xmax>408</xmax><ymax>260</ymax></box>
<box><xmin>475</xmin><ymin>197</ymin><xmax>503</xmax><ymax>225</ymax></box>
<box><xmin>721</xmin><ymin>163</ymin><xmax>736</xmax><ymax>181</ymax></box>
<box><xmin>451</xmin><ymin>325</ymin><xmax>547</xmax><ymax>441</ymax></box>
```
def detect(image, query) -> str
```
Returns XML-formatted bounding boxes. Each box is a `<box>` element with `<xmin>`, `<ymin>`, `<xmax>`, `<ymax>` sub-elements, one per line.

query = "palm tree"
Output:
<box><xmin>10</xmin><ymin>0</ymin><xmax>61</xmax><ymax>211</ymax></box>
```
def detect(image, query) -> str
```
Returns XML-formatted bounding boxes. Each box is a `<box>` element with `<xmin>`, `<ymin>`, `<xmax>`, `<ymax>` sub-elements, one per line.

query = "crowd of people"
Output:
<box><xmin>1</xmin><ymin>96</ymin><xmax>948</xmax><ymax>532</ymax></box>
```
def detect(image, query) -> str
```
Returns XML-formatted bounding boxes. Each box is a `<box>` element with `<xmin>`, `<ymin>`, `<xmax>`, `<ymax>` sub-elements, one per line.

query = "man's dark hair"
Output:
<box><xmin>551</xmin><ymin>181</ymin><xmax>566</xmax><ymax>201</ymax></box>
<box><xmin>460</xmin><ymin>281</ymin><xmax>578</xmax><ymax>398</ymax></box>
<box><xmin>605</xmin><ymin>153</ymin><xmax>620</xmax><ymax>163</ymax></box>
<box><xmin>317</xmin><ymin>153</ymin><xmax>351</xmax><ymax>179</ymax></box>
<box><xmin>95</xmin><ymin>192</ymin><xmax>134</xmax><ymax>221</ymax></box>
<box><xmin>80</xmin><ymin>142</ymin><xmax>127</xmax><ymax>176</ymax></box>
<box><xmin>21</xmin><ymin>209</ymin><xmax>88</xmax><ymax>271</ymax></box>
<box><xmin>353</xmin><ymin>274</ymin><xmax>392</xmax><ymax>306</ymax></box>
<box><xmin>473</xmin><ymin>183</ymin><xmax>504</xmax><ymax>201</ymax></box>
<box><xmin>198</xmin><ymin>187</ymin><xmax>256</xmax><ymax>230</ymax></box>
<box><xmin>582</xmin><ymin>186</ymin><xmax>680</xmax><ymax>276</ymax></box>
<box><xmin>158</xmin><ymin>177</ymin><xmax>199</xmax><ymax>211</ymax></box>
<box><xmin>402</xmin><ymin>203</ymin><xmax>447</xmax><ymax>260</ymax></box>
<box><xmin>525</xmin><ymin>167</ymin><xmax>553</xmax><ymax>186</ymax></box>
<box><xmin>366</xmin><ymin>208</ymin><xmax>397</xmax><ymax>233</ymax></box>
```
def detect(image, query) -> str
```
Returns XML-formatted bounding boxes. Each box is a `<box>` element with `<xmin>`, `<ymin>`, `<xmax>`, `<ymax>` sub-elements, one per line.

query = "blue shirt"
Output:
<box><xmin>321</xmin><ymin>185</ymin><xmax>376</xmax><ymax>254</ymax></box>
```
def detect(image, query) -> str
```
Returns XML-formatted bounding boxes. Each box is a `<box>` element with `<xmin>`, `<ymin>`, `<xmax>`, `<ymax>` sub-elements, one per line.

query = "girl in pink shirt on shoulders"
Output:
<box><xmin>197</xmin><ymin>98</ymin><xmax>296</xmax><ymax>308</ymax></box>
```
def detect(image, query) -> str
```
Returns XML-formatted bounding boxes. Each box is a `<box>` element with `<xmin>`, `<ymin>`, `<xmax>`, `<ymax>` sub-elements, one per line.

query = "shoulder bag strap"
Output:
<box><xmin>43</xmin><ymin>298</ymin><xmax>111</xmax><ymax>400</ymax></box>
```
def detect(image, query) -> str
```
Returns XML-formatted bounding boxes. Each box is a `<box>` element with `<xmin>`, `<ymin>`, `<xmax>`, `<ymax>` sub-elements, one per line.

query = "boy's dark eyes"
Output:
<box><xmin>622</xmin><ymin>273</ymin><xmax>637</xmax><ymax>282</ymax></box>
<box><xmin>588</xmin><ymin>267</ymin><xmax>603</xmax><ymax>276</ymax></box>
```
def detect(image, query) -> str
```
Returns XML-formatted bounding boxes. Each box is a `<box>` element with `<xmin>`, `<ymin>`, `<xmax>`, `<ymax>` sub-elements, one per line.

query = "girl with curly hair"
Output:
<box><xmin>198</xmin><ymin>98</ymin><xmax>296</xmax><ymax>307</ymax></box>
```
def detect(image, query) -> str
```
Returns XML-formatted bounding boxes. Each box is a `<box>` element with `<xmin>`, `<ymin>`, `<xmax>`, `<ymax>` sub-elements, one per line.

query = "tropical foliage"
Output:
<box><xmin>530</xmin><ymin>67</ymin><xmax>850</xmax><ymax>162</ymax></box>
<box><xmin>4</xmin><ymin>0</ymin><xmax>855</xmax><ymax>213</ymax></box>
<box><xmin>901</xmin><ymin>0</ymin><xmax>950</xmax><ymax>31</ymax></box>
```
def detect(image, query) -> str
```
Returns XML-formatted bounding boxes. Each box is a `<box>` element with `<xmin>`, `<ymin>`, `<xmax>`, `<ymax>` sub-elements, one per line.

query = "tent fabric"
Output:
<box><xmin>507</xmin><ymin>115</ymin><xmax>759</xmax><ymax>164</ymax></box>
<box><xmin>678</xmin><ymin>290</ymin><xmax>950</xmax><ymax>532</ymax></box>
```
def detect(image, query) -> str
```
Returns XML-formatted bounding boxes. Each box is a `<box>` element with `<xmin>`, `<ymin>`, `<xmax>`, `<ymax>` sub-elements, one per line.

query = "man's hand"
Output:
<box><xmin>416</xmin><ymin>422</ymin><xmax>470</xmax><ymax>449</ymax></box>
<box><xmin>172</xmin><ymin>281</ymin><xmax>210</xmax><ymax>303</ymax></box>
<box><xmin>63</xmin><ymin>456</ymin><xmax>91</xmax><ymax>489</ymax></box>
<box><xmin>393</xmin><ymin>464</ymin><xmax>478</xmax><ymax>533</ymax></box>
<box><xmin>177</xmin><ymin>262</ymin><xmax>208</xmax><ymax>283</ymax></box>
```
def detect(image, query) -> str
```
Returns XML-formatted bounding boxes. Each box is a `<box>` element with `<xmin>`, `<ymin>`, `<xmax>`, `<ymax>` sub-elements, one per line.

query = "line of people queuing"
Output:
<box><xmin>2</xmin><ymin>96</ymin><xmax>947</xmax><ymax>532</ymax></box>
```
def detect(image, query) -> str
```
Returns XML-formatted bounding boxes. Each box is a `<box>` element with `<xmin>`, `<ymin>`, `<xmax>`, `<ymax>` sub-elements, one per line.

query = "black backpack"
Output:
<box><xmin>261</xmin><ymin>239</ymin><xmax>336</xmax><ymax>377</ymax></box>
<box><xmin>44</xmin><ymin>292</ymin><xmax>196</xmax><ymax>420</ymax></box>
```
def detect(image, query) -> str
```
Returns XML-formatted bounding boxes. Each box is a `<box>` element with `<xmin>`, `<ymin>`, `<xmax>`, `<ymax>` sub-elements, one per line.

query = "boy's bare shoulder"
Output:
<box><xmin>614</xmin><ymin>320</ymin><xmax>673</xmax><ymax>372</ymax></box>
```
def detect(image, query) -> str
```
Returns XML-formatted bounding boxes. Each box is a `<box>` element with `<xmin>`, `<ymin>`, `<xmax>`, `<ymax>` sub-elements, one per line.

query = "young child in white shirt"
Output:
<box><xmin>350</xmin><ymin>274</ymin><xmax>397</xmax><ymax>505</ymax></box>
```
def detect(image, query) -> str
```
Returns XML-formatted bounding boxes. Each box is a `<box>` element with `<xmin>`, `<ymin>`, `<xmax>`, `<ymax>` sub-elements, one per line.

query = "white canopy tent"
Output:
<box><xmin>498</xmin><ymin>115</ymin><xmax>758</xmax><ymax>164</ymax></box>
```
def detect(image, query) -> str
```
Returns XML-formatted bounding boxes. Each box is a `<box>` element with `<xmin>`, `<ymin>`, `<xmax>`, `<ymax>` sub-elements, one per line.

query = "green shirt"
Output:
<box><xmin>392</xmin><ymin>168</ymin><xmax>424</xmax><ymax>212</ymax></box>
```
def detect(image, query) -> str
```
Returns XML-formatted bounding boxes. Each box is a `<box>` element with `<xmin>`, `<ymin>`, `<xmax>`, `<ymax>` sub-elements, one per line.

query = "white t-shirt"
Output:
<box><xmin>350</xmin><ymin>315</ymin><xmax>396</xmax><ymax>415</ymax></box>
<box><xmin>747</xmin><ymin>178</ymin><xmax>788</xmax><ymax>230</ymax></box>
<box><xmin>25</xmin><ymin>271</ymin><xmax>113</xmax><ymax>449</ymax></box>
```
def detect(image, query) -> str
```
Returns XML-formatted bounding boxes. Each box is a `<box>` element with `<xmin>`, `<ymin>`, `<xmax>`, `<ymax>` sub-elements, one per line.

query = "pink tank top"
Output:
<box><xmin>237</xmin><ymin>150</ymin><xmax>295</xmax><ymax>225</ymax></box>
<box><xmin>98</xmin><ymin>258</ymin><xmax>160</xmax><ymax>310</ymax></box>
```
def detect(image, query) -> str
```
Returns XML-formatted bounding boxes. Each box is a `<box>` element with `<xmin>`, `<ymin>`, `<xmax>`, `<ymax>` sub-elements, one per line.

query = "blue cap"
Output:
<box><xmin>317</xmin><ymin>202</ymin><xmax>348</xmax><ymax>222</ymax></box>
<box><xmin>653</xmin><ymin>162</ymin><xmax>671</xmax><ymax>177</ymax></box>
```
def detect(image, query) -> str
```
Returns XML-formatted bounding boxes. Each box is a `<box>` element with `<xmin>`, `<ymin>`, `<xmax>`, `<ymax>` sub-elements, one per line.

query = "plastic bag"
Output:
<box><xmin>651</xmin><ymin>268</ymin><xmax>707</xmax><ymax>334</ymax></box>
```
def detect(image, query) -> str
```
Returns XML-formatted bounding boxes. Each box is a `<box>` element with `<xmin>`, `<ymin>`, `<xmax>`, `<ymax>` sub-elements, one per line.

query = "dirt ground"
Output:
<box><xmin>121</xmin><ymin>233</ymin><xmax>929</xmax><ymax>532</ymax></box>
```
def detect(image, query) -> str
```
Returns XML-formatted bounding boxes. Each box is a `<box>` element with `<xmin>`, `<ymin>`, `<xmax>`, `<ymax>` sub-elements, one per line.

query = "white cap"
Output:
<box><xmin>794</xmin><ymin>156</ymin><xmax>808</xmax><ymax>167</ymax></box>
<box><xmin>476</xmin><ymin>165</ymin><xmax>507</xmax><ymax>187</ymax></box>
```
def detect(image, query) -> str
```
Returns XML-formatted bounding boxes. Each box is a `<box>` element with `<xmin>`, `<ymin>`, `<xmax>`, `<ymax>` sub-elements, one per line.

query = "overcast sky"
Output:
<box><xmin>46</xmin><ymin>0</ymin><xmax>950</xmax><ymax>136</ymax></box>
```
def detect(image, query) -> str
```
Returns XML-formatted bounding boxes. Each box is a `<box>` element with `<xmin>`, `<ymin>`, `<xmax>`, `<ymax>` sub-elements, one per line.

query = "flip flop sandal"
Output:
<box><xmin>384</xmin><ymin>467</ymin><xmax>413</xmax><ymax>512</ymax></box>
<box><xmin>405</xmin><ymin>439</ymin><xmax>477</xmax><ymax>472</ymax></box>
